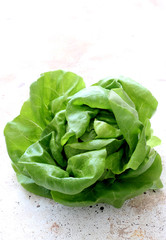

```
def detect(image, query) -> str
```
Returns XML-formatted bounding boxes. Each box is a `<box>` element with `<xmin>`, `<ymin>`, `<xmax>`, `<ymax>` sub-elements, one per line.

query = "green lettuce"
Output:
<box><xmin>4</xmin><ymin>70</ymin><xmax>163</xmax><ymax>208</ymax></box>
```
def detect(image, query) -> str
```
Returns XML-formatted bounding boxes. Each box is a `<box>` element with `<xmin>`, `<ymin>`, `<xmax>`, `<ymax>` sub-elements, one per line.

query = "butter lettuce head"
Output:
<box><xmin>4</xmin><ymin>70</ymin><xmax>163</xmax><ymax>207</ymax></box>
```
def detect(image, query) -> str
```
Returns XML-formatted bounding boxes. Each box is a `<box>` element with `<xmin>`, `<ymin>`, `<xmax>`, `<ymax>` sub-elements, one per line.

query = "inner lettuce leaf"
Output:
<box><xmin>4</xmin><ymin>70</ymin><xmax>163</xmax><ymax>208</ymax></box>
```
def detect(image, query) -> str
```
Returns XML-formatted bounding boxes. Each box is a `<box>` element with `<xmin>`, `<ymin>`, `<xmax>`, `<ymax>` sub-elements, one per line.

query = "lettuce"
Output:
<box><xmin>4</xmin><ymin>70</ymin><xmax>163</xmax><ymax>207</ymax></box>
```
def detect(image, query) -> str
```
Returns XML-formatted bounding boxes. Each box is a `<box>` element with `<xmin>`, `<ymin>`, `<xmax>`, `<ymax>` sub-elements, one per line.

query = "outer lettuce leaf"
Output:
<box><xmin>147</xmin><ymin>136</ymin><xmax>161</xmax><ymax>148</ymax></box>
<box><xmin>51</xmin><ymin>152</ymin><xmax>162</xmax><ymax>207</ymax></box>
<box><xmin>30</xmin><ymin>70</ymin><xmax>85</xmax><ymax>127</ymax></box>
<box><xmin>4</xmin><ymin>70</ymin><xmax>85</xmax><ymax>163</ymax></box>
<box><xmin>92</xmin><ymin>77</ymin><xmax>121</xmax><ymax>89</ymax></box>
<box><xmin>4</xmin><ymin>70</ymin><xmax>163</xmax><ymax>208</ymax></box>
<box><xmin>118</xmin><ymin>77</ymin><xmax>158</xmax><ymax>123</ymax></box>
<box><xmin>16</xmin><ymin>172</ymin><xmax>52</xmax><ymax>199</ymax></box>
<box><xmin>4</xmin><ymin>100</ymin><xmax>43</xmax><ymax>163</ymax></box>
<box><xmin>18</xmin><ymin>149</ymin><xmax>106</xmax><ymax>195</ymax></box>
<box><xmin>94</xmin><ymin>76</ymin><xmax>158</xmax><ymax>123</ymax></box>
<box><xmin>109</xmin><ymin>88</ymin><xmax>143</xmax><ymax>153</ymax></box>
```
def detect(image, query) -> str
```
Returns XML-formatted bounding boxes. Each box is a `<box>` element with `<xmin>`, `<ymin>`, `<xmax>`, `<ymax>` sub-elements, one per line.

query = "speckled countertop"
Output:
<box><xmin>0</xmin><ymin>0</ymin><xmax>166</xmax><ymax>239</ymax></box>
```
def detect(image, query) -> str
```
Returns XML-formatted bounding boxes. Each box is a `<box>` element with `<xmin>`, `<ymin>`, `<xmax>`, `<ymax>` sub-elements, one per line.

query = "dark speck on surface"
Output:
<box><xmin>89</xmin><ymin>206</ymin><xmax>92</xmax><ymax>208</ymax></box>
<box><xmin>153</xmin><ymin>190</ymin><xmax>156</xmax><ymax>193</ymax></box>
<box><xmin>144</xmin><ymin>192</ymin><xmax>146</xmax><ymax>194</ymax></box>
<box><xmin>100</xmin><ymin>206</ymin><xmax>104</xmax><ymax>211</ymax></box>
<box><xmin>37</xmin><ymin>204</ymin><xmax>40</xmax><ymax>208</ymax></box>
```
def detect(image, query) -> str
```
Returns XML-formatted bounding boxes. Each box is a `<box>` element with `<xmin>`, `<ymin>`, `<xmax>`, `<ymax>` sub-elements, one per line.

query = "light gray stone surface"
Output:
<box><xmin>0</xmin><ymin>0</ymin><xmax>166</xmax><ymax>239</ymax></box>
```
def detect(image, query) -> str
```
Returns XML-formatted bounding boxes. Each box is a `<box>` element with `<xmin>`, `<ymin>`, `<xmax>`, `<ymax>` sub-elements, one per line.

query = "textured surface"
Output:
<box><xmin>0</xmin><ymin>0</ymin><xmax>166</xmax><ymax>239</ymax></box>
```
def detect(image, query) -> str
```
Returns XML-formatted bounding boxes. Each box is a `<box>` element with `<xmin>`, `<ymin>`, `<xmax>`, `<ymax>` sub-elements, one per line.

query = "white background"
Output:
<box><xmin>0</xmin><ymin>0</ymin><xmax>166</xmax><ymax>239</ymax></box>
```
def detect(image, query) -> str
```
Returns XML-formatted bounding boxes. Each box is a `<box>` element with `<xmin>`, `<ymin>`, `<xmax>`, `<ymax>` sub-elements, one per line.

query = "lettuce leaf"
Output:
<box><xmin>4</xmin><ymin>70</ymin><xmax>163</xmax><ymax>207</ymax></box>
